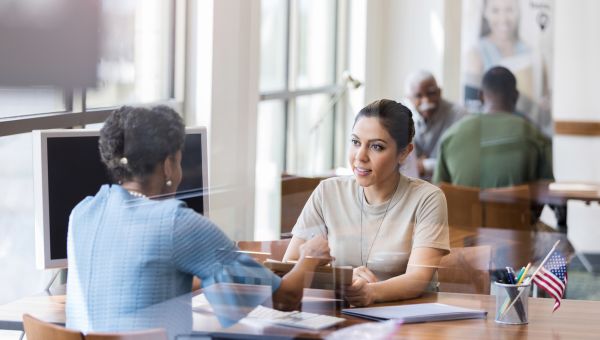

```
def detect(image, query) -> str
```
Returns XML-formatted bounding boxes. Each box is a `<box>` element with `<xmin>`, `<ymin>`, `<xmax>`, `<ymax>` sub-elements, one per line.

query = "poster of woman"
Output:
<box><xmin>462</xmin><ymin>0</ymin><xmax>554</xmax><ymax>136</ymax></box>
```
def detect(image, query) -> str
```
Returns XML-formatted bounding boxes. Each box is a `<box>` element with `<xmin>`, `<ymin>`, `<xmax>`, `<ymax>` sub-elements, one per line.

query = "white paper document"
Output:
<box><xmin>245</xmin><ymin>305</ymin><xmax>345</xmax><ymax>330</ymax></box>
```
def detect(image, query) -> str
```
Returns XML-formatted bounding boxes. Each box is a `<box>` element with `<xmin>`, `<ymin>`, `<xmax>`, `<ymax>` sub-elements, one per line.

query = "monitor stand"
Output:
<box><xmin>45</xmin><ymin>268</ymin><xmax>67</xmax><ymax>295</ymax></box>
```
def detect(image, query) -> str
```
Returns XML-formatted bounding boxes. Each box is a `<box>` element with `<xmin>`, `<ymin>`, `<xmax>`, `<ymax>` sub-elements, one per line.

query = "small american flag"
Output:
<box><xmin>533</xmin><ymin>251</ymin><xmax>568</xmax><ymax>312</ymax></box>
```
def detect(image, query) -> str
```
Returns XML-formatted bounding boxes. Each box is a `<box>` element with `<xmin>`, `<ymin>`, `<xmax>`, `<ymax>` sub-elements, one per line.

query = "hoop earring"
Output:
<box><xmin>166</xmin><ymin>179</ymin><xmax>172</xmax><ymax>187</ymax></box>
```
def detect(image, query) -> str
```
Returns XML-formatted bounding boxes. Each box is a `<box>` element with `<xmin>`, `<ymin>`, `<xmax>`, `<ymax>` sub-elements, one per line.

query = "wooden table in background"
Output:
<box><xmin>530</xmin><ymin>180</ymin><xmax>600</xmax><ymax>206</ymax></box>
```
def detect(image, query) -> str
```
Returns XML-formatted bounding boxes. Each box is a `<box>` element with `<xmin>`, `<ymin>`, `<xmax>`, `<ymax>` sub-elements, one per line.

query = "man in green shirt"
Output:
<box><xmin>433</xmin><ymin>66</ymin><xmax>553</xmax><ymax>189</ymax></box>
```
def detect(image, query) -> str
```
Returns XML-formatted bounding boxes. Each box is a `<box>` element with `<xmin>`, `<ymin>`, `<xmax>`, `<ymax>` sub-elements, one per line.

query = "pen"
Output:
<box><xmin>506</xmin><ymin>267</ymin><xmax>516</xmax><ymax>284</ymax></box>
<box><xmin>503</xmin><ymin>267</ymin><xmax>526</xmax><ymax>322</ymax></box>
<box><xmin>517</xmin><ymin>262</ymin><xmax>531</xmax><ymax>285</ymax></box>
<box><xmin>515</xmin><ymin>267</ymin><xmax>525</xmax><ymax>283</ymax></box>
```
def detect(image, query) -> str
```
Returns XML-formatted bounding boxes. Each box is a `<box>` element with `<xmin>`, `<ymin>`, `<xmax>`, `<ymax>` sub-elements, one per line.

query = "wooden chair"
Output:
<box><xmin>236</xmin><ymin>239</ymin><xmax>291</xmax><ymax>263</ymax></box>
<box><xmin>439</xmin><ymin>182</ymin><xmax>483</xmax><ymax>228</ymax></box>
<box><xmin>280</xmin><ymin>174</ymin><xmax>326</xmax><ymax>237</ymax></box>
<box><xmin>23</xmin><ymin>313</ymin><xmax>83</xmax><ymax>340</ymax></box>
<box><xmin>22</xmin><ymin>314</ymin><xmax>168</xmax><ymax>340</ymax></box>
<box><xmin>437</xmin><ymin>246</ymin><xmax>492</xmax><ymax>295</ymax></box>
<box><xmin>85</xmin><ymin>329</ymin><xmax>167</xmax><ymax>340</ymax></box>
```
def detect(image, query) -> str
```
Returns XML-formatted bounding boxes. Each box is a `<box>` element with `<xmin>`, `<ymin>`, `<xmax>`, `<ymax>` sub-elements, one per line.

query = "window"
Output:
<box><xmin>0</xmin><ymin>88</ymin><xmax>65</xmax><ymax>119</ymax></box>
<box><xmin>255</xmin><ymin>0</ymin><xmax>350</xmax><ymax>238</ymax></box>
<box><xmin>0</xmin><ymin>0</ymin><xmax>182</xmax><ymax>308</ymax></box>
<box><xmin>258</xmin><ymin>0</ymin><xmax>343</xmax><ymax>175</ymax></box>
<box><xmin>87</xmin><ymin>0</ymin><xmax>175</xmax><ymax>108</ymax></box>
<box><xmin>0</xmin><ymin>0</ymin><xmax>182</xmax><ymax>137</ymax></box>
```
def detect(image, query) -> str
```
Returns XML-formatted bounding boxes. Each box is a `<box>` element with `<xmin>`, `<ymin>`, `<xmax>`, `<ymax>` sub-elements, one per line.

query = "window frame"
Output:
<box><xmin>0</xmin><ymin>0</ymin><xmax>185</xmax><ymax>137</ymax></box>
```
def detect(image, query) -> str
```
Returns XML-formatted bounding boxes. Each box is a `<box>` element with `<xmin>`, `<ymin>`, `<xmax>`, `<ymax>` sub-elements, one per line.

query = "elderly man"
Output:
<box><xmin>404</xmin><ymin>70</ymin><xmax>466</xmax><ymax>179</ymax></box>
<box><xmin>433</xmin><ymin>66</ymin><xmax>553</xmax><ymax>188</ymax></box>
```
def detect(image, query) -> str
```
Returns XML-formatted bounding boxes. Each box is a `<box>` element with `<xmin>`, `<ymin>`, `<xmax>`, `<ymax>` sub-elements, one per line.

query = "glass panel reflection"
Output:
<box><xmin>87</xmin><ymin>0</ymin><xmax>173</xmax><ymax>108</ymax></box>
<box><xmin>295</xmin><ymin>0</ymin><xmax>336</xmax><ymax>89</ymax></box>
<box><xmin>260</xmin><ymin>0</ymin><xmax>288</xmax><ymax>93</ymax></box>
<box><xmin>288</xmin><ymin>94</ymin><xmax>334</xmax><ymax>174</ymax></box>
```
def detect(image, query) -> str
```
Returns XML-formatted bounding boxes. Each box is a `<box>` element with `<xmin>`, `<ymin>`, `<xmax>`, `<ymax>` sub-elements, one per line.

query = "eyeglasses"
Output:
<box><xmin>410</xmin><ymin>87</ymin><xmax>440</xmax><ymax>100</ymax></box>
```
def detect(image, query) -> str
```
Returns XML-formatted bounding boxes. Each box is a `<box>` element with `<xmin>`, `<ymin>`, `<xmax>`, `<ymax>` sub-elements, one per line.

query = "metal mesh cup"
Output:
<box><xmin>494</xmin><ymin>281</ymin><xmax>531</xmax><ymax>324</ymax></box>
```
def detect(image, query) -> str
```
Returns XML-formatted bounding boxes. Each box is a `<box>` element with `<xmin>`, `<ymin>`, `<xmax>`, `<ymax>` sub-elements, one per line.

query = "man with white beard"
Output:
<box><xmin>403</xmin><ymin>71</ymin><xmax>466</xmax><ymax>180</ymax></box>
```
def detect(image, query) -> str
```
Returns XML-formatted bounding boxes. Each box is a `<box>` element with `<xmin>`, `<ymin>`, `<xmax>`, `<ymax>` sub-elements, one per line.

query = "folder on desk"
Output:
<box><xmin>342</xmin><ymin>303</ymin><xmax>487</xmax><ymax>323</ymax></box>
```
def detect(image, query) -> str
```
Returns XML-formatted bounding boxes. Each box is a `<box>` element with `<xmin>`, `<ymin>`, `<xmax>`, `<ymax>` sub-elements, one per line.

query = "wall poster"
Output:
<box><xmin>461</xmin><ymin>0</ymin><xmax>554</xmax><ymax>136</ymax></box>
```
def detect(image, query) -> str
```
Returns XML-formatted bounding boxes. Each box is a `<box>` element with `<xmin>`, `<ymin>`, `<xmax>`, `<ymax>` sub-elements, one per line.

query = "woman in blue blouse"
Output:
<box><xmin>66</xmin><ymin>106</ymin><xmax>330</xmax><ymax>337</ymax></box>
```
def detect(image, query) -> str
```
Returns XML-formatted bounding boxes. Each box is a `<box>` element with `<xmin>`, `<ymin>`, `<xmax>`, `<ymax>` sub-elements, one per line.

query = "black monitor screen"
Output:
<box><xmin>46</xmin><ymin>133</ymin><xmax>206</xmax><ymax>261</ymax></box>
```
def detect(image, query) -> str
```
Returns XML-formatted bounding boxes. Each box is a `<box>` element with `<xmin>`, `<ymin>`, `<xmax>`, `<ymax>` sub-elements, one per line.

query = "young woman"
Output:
<box><xmin>284</xmin><ymin>99</ymin><xmax>449</xmax><ymax>306</ymax></box>
<box><xmin>66</xmin><ymin>106</ymin><xmax>330</xmax><ymax>337</ymax></box>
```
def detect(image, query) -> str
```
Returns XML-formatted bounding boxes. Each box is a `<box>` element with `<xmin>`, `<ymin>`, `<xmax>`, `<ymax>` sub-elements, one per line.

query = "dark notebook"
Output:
<box><xmin>342</xmin><ymin>303</ymin><xmax>487</xmax><ymax>323</ymax></box>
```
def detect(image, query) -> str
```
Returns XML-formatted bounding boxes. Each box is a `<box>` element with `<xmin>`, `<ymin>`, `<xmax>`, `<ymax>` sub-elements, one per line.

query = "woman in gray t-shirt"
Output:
<box><xmin>284</xmin><ymin>99</ymin><xmax>450</xmax><ymax>307</ymax></box>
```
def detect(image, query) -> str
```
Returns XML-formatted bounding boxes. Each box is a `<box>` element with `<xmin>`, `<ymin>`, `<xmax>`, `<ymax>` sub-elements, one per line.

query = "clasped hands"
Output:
<box><xmin>344</xmin><ymin>266</ymin><xmax>378</xmax><ymax>307</ymax></box>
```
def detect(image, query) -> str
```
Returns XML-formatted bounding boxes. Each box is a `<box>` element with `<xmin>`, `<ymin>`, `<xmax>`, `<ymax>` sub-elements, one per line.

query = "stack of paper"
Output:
<box><xmin>245</xmin><ymin>305</ymin><xmax>345</xmax><ymax>330</ymax></box>
<box><xmin>342</xmin><ymin>303</ymin><xmax>487</xmax><ymax>323</ymax></box>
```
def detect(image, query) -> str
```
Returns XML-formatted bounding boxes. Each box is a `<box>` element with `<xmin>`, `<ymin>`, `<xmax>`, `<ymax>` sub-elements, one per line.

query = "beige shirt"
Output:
<box><xmin>292</xmin><ymin>175</ymin><xmax>449</xmax><ymax>281</ymax></box>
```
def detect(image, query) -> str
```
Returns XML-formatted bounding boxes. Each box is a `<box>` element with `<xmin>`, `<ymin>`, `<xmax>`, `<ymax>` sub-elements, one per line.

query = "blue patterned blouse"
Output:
<box><xmin>66</xmin><ymin>185</ymin><xmax>280</xmax><ymax>337</ymax></box>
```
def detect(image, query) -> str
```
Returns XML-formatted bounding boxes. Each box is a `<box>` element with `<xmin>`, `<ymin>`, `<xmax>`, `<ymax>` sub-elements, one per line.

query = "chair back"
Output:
<box><xmin>437</xmin><ymin>246</ymin><xmax>492</xmax><ymax>295</ymax></box>
<box><xmin>440</xmin><ymin>182</ymin><xmax>533</xmax><ymax>230</ymax></box>
<box><xmin>236</xmin><ymin>239</ymin><xmax>291</xmax><ymax>262</ymax></box>
<box><xmin>23</xmin><ymin>313</ymin><xmax>83</xmax><ymax>340</ymax></box>
<box><xmin>85</xmin><ymin>329</ymin><xmax>167</xmax><ymax>340</ymax></box>
<box><xmin>439</xmin><ymin>182</ymin><xmax>483</xmax><ymax>228</ymax></box>
<box><xmin>480</xmin><ymin>184</ymin><xmax>532</xmax><ymax>230</ymax></box>
<box><xmin>22</xmin><ymin>314</ymin><xmax>168</xmax><ymax>340</ymax></box>
<box><xmin>281</xmin><ymin>174</ymin><xmax>325</xmax><ymax>236</ymax></box>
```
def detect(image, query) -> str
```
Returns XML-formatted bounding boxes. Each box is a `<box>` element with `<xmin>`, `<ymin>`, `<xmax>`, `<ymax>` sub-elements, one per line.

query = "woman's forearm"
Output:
<box><xmin>272</xmin><ymin>257</ymin><xmax>320</xmax><ymax>310</ymax></box>
<box><xmin>282</xmin><ymin>236</ymin><xmax>306</xmax><ymax>262</ymax></box>
<box><xmin>371</xmin><ymin>269</ymin><xmax>435</xmax><ymax>302</ymax></box>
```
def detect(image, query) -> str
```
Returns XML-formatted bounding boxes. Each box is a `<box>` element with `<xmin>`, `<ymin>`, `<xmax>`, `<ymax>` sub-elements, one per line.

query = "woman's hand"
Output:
<box><xmin>298</xmin><ymin>235</ymin><xmax>332</xmax><ymax>265</ymax></box>
<box><xmin>352</xmin><ymin>266</ymin><xmax>378</xmax><ymax>283</ymax></box>
<box><xmin>345</xmin><ymin>277</ymin><xmax>377</xmax><ymax>307</ymax></box>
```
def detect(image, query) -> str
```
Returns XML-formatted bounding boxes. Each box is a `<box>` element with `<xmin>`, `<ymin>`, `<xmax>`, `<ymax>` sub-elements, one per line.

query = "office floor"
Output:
<box><xmin>565</xmin><ymin>254</ymin><xmax>600</xmax><ymax>300</ymax></box>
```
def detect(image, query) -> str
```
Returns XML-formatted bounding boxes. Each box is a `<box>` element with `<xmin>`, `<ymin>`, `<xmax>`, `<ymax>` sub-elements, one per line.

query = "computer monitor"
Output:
<box><xmin>33</xmin><ymin>127</ymin><xmax>209</xmax><ymax>269</ymax></box>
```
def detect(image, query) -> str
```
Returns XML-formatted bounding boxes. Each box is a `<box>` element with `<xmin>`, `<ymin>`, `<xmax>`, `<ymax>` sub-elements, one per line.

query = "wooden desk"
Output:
<box><xmin>0</xmin><ymin>294</ymin><xmax>65</xmax><ymax>331</ymax></box>
<box><xmin>530</xmin><ymin>180</ymin><xmax>600</xmax><ymax>233</ymax></box>
<box><xmin>530</xmin><ymin>180</ymin><xmax>600</xmax><ymax>206</ymax></box>
<box><xmin>2</xmin><ymin>290</ymin><xmax>600</xmax><ymax>339</ymax></box>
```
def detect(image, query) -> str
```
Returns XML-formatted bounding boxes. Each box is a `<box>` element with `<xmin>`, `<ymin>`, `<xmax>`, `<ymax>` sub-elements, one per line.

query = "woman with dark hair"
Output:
<box><xmin>66</xmin><ymin>105</ymin><xmax>330</xmax><ymax>337</ymax></box>
<box><xmin>464</xmin><ymin>0</ymin><xmax>536</xmax><ymax>115</ymax></box>
<box><xmin>283</xmin><ymin>99</ymin><xmax>449</xmax><ymax>306</ymax></box>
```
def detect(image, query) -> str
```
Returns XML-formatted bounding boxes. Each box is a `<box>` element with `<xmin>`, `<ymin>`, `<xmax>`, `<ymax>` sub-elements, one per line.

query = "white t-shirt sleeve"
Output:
<box><xmin>290</xmin><ymin>182</ymin><xmax>328</xmax><ymax>240</ymax></box>
<box><xmin>412</xmin><ymin>189</ymin><xmax>450</xmax><ymax>253</ymax></box>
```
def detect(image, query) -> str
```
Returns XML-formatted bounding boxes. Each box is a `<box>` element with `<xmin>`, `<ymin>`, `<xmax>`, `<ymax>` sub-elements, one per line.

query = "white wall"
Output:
<box><xmin>553</xmin><ymin>0</ymin><xmax>600</xmax><ymax>252</ymax></box>
<box><xmin>364</xmin><ymin>0</ymin><xmax>461</xmax><ymax>103</ymax></box>
<box><xmin>551</xmin><ymin>0</ymin><xmax>600</xmax><ymax>181</ymax></box>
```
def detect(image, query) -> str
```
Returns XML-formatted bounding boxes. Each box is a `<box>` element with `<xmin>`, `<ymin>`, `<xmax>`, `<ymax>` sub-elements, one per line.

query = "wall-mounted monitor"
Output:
<box><xmin>33</xmin><ymin>127</ymin><xmax>209</xmax><ymax>269</ymax></box>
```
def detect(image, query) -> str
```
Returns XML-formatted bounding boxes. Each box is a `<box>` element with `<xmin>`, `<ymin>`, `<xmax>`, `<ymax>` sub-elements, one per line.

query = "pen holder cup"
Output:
<box><xmin>494</xmin><ymin>281</ymin><xmax>531</xmax><ymax>325</ymax></box>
